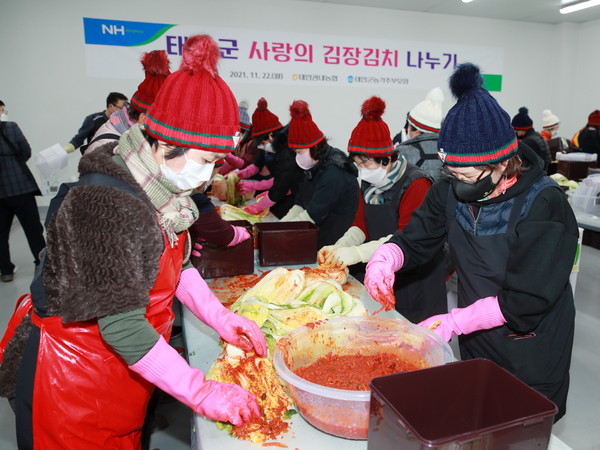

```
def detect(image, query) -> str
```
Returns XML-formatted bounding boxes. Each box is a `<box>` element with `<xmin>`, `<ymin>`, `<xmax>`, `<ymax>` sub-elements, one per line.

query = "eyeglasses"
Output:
<box><xmin>441</xmin><ymin>167</ymin><xmax>489</xmax><ymax>185</ymax></box>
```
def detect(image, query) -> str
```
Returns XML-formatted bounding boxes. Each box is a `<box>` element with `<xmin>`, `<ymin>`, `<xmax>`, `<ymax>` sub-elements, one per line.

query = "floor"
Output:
<box><xmin>0</xmin><ymin>211</ymin><xmax>599</xmax><ymax>450</ymax></box>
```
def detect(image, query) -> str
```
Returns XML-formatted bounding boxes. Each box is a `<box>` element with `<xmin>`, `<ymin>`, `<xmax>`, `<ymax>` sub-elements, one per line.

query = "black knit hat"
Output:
<box><xmin>437</xmin><ymin>63</ymin><xmax>518</xmax><ymax>167</ymax></box>
<box><xmin>511</xmin><ymin>107</ymin><xmax>534</xmax><ymax>130</ymax></box>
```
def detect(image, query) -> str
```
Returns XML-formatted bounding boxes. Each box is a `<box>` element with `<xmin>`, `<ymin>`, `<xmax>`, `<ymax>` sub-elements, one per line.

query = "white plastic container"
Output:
<box><xmin>567</xmin><ymin>174</ymin><xmax>600</xmax><ymax>216</ymax></box>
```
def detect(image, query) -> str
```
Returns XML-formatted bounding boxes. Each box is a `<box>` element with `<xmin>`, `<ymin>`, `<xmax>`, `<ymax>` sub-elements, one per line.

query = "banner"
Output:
<box><xmin>83</xmin><ymin>17</ymin><xmax>504</xmax><ymax>91</ymax></box>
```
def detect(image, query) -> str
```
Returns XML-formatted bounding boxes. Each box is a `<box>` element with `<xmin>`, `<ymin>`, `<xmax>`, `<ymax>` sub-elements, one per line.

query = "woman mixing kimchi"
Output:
<box><xmin>0</xmin><ymin>34</ymin><xmax>266</xmax><ymax>449</ymax></box>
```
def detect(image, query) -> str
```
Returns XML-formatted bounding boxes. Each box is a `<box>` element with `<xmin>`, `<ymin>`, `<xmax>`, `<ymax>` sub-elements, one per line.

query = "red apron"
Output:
<box><xmin>29</xmin><ymin>231</ymin><xmax>186</xmax><ymax>449</ymax></box>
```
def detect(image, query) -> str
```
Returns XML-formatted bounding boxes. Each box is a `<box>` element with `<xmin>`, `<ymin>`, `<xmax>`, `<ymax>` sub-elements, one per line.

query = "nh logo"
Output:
<box><xmin>101</xmin><ymin>24</ymin><xmax>125</xmax><ymax>35</ymax></box>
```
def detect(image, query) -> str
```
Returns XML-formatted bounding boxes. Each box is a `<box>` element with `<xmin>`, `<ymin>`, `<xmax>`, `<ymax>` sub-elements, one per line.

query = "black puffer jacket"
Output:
<box><xmin>296</xmin><ymin>146</ymin><xmax>359</xmax><ymax>248</ymax></box>
<box><xmin>521</xmin><ymin>129</ymin><xmax>551</xmax><ymax>172</ymax></box>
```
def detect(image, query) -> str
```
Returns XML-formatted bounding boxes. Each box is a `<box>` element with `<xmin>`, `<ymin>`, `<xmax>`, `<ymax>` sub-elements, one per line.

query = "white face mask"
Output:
<box><xmin>160</xmin><ymin>149</ymin><xmax>215</xmax><ymax>191</ymax></box>
<box><xmin>358</xmin><ymin>166</ymin><xmax>388</xmax><ymax>186</ymax></box>
<box><xmin>551</xmin><ymin>130</ymin><xmax>559</xmax><ymax>137</ymax></box>
<box><xmin>0</xmin><ymin>113</ymin><xmax>8</xmax><ymax>122</ymax></box>
<box><xmin>296</xmin><ymin>150</ymin><xmax>318</xmax><ymax>170</ymax></box>
<box><xmin>258</xmin><ymin>142</ymin><xmax>274</xmax><ymax>153</ymax></box>
<box><xmin>400</xmin><ymin>127</ymin><xmax>409</xmax><ymax>143</ymax></box>
<box><xmin>197</xmin><ymin>173</ymin><xmax>218</xmax><ymax>194</ymax></box>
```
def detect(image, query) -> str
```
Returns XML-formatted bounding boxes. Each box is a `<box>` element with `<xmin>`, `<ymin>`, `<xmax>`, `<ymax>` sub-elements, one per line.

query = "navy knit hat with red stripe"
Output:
<box><xmin>438</xmin><ymin>63</ymin><xmax>518</xmax><ymax>167</ymax></box>
<box><xmin>288</xmin><ymin>100</ymin><xmax>325</xmax><ymax>148</ymax></box>
<box><xmin>348</xmin><ymin>96</ymin><xmax>394</xmax><ymax>157</ymax></box>
<box><xmin>511</xmin><ymin>107</ymin><xmax>534</xmax><ymax>131</ymax></box>
<box><xmin>251</xmin><ymin>98</ymin><xmax>283</xmax><ymax>137</ymax></box>
<box><xmin>130</xmin><ymin>50</ymin><xmax>171</xmax><ymax>113</ymax></box>
<box><xmin>408</xmin><ymin>87</ymin><xmax>444</xmax><ymax>133</ymax></box>
<box><xmin>144</xmin><ymin>35</ymin><xmax>240</xmax><ymax>152</ymax></box>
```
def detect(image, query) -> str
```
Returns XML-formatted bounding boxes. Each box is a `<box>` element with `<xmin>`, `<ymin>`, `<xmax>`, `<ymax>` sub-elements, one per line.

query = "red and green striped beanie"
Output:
<box><xmin>348</xmin><ymin>96</ymin><xmax>395</xmax><ymax>157</ymax></box>
<box><xmin>288</xmin><ymin>100</ymin><xmax>325</xmax><ymax>149</ymax></box>
<box><xmin>144</xmin><ymin>35</ymin><xmax>239</xmax><ymax>153</ymax></box>
<box><xmin>130</xmin><ymin>50</ymin><xmax>170</xmax><ymax>114</ymax></box>
<box><xmin>251</xmin><ymin>98</ymin><xmax>283</xmax><ymax>137</ymax></box>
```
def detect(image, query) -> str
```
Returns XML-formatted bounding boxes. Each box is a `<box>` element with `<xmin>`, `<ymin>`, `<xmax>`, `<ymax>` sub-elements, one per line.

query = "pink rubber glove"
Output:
<box><xmin>364</xmin><ymin>243</ymin><xmax>404</xmax><ymax>311</ymax></box>
<box><xmin>176</xmin><ymin>269</ymin><xmax>267</xmax><ymax>356</ymax></box>
<box><xmin>129</xmin><ymin>336</ymin><xmax>260</xmax><ymax>426</ymax></box>
<box><xmin>238</xmin><ymin>178</ymin><xmax>274</xmax><ymax>194</ymax></box>
<box><xmin>225</xmin><ymin>153</ymin><xmax>245</xmax><ymax>170</ymax></box>
<box><xmin>227</xmin><ymin>225</ymin><xmax>251</xmax><ymax>247</ymax></box>
<box><xmin>243</xmin><ymin>193</ymin><xmax>276</xmax><ymax>215</ymax></box>
<box><xmin>192</xmin><ymin>241</ymin><xmax>203</xmax><ymax>257</ymax></box>
<box><xmin>419</xmin><ymin>296</ymin><xmax>506</xmax><ymax>342</ymax></box>
<box><xmin>235</xmin><ymin>164</ymin><xmax>259</xmax><ymax>180</ymax></box>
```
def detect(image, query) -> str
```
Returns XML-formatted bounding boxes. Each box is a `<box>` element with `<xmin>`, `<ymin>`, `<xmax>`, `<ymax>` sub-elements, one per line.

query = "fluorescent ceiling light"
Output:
<box><xmin>462</xmin><ymin>0</ymin><xmax>474</xmax><ymax>3</ymax></box>
<box><xmin>560</xmin><ymin>0</ymin><xmax>600</xmax><ymax>14</ymax></box>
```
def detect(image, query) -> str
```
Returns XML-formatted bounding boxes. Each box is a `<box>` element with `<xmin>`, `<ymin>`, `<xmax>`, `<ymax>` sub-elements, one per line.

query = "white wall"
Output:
<box><xmin>1</xmin><ymin>0</ymin><xmax>598</xmax><ymax>204</ymax></box>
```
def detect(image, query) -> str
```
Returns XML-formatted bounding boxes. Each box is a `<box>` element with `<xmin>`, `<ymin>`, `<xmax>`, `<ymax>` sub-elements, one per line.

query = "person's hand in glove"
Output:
<box><xmin>63</xmin><ymin>143</ymin><xmax>76</xmax><ymax>154</ymax></box>
<box><xmin>319</xmin><ymin>247</ymin><xmax>359</xmax><ymax>268</ymax></box>
<box><xmin>227</xmin><ymin>225</ymin><xmax>251</xmax><ymax>247</ymax></box>
<box><xmin>225</xmin><ymin>153</ymin><xmax>245</xmax><ymax>170</ymax></box>
<box><xmin>238</xmin><ymin>178</ymin><xmax>274</xmax><ymax>194</ymax></box>
<box><xmin>192</xmin><ymin>240</ymin><xmax>205</xmax><ymax>258</ymax></box>
<box><xmin>235</xmin><ymin>164</ymin><xmax>259</xmax><ymax>180</ymax></box>
<box><xmin>364</xmin><ymin>243</ymin><xmax>404</xmax><ymax>311</ymax></box>
<box><xmin>243</xmin><ymin>192</ymin><xmax>276</xmax><ymax>215</ymax></box>
<box><xmin>176</xmin><ymin>268</ymin><xmax>267</xmax><ymax>356</ymax></box>
<box><xmin>419</xmin><ymin>296</ymin><xmax>506</xmax><ymax>342</ymax></box>
<box><xmin>130</xmin><ymin>336</ymin><xmax>260</xmax><ymax>426</ymax></box>
<box><xmin>318</xmin><ymin>226</ymin><xmax>366</xmax><ymax>265</ymax></box>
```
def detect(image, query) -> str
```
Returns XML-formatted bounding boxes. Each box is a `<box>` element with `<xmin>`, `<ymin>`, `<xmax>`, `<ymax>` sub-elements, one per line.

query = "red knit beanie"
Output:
<box><xmin>587</xmin><ymin>110</ymin><xmax>600</xmax><ymax>126</ymax></box>
<box><xmin>144</xmin><ymin>35</ymin><xmax>240</xmax><ymax>152</ymax></box>
<box><xmin>130</xmin><ymin>50</ymin><xmax>170</xmax><ymax>113</ymax></box>
<box><xmin>251</xmin><ymin>98</ymin><xmax>283</xmax><ymax>137</ymax></box>
<box><xmin>287</xmin><ymin>100</ymin><xmax>325</xmax><ymax>149</ymax></box>
<box><xmin>347</xmin><ymin>97</ymin><xmax>394</xmax><ymax>157</ymax></box>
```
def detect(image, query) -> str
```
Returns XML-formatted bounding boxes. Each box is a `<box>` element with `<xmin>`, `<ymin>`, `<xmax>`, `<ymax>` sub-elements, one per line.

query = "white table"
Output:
<box><xmin>181</xmin><ymin>263</ymin><xmax>571</xmax><ymax>450</ymax></box>
<box><xmin>574</xmin><ymin>210</ymin><xmax>600</xmax><ymax>232</ymax></box>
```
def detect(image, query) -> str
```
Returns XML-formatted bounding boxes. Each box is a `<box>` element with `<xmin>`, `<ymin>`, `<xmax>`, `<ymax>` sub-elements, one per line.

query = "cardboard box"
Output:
<box><xmin>255</xmin><ymin>221</ymin><xmax>318</xmax><ymax>266</ymax></box>
<box><xmin>191</xmin><ymin>220</ymin><xmax>254</xmax><ymax>278</ymax></box>
<box><xmin>368</xmin><ymin>359</ymin><xmax>557</xmax><ymax>449</ymax></box>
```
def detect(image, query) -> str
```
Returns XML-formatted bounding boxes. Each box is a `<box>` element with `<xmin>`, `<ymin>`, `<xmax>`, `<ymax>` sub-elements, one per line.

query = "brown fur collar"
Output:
<box><xmin>43</xmin><ymin>143</ymin><xmax>165</xmax><ymax>323</ymax></box>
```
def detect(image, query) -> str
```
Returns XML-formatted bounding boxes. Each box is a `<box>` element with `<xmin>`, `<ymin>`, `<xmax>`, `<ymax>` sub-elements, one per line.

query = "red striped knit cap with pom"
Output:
<box><xmin>251</xmin><ymin>98</ymin><xmax>283</xmax><ymax>137</ymax></box>
<box><xmin>287</xmin><ymin>100</ymin><xmax>325</xmax><ymax>148</ymax></box>
<box><xmin>130</xmin><ymin>50</ymin><xmax>171</xmax><ymax>113</ymax></box>
<box><xmin>144</xmin><ymin>34</ymin><xmax>240</xmax><ymax>152</ymax></box>
<box><xmin>587</xmin><ymin>110</ymin><xmax>600</xmax><ymax>126</ymax></box>
<box><xmin>347</xmin><ymin>96</ymin><xmax>394</xmax><ymax>157</ymax></box>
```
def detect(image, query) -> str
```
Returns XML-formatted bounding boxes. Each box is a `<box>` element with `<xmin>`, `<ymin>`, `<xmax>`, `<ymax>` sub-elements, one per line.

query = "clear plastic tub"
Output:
<box><xmin>273</xmin><ymin>316</ymin><xmax>454</xmax><ymax>440</ymax></box>
<box><xmin>567</xmin><ymin>174</ymin><xmax>600</xmax><ymax>216</ymax></box>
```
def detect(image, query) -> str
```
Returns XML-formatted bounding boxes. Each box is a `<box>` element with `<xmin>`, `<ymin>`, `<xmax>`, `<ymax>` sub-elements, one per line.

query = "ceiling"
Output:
<box><xmin>298</xmin><ymin>0</ymin><xmax>600</xmax><ymax>24</ymax></box>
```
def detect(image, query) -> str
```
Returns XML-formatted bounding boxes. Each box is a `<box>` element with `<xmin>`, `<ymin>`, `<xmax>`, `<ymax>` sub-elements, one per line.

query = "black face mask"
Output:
<box><xmin>452</xmin><ymin>172</ymin><xmax>499</xmax><ymax>202</ymax></box>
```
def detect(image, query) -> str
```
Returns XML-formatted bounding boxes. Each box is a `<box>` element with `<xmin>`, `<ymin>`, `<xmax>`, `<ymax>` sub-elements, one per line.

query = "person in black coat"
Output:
<box><xmin>365</xmin><ymin>64</ymin><xmax>578</xmax><ymax>421</ymax></box>
<box><xmin>234</xmin><ymin>98</ymin><xmax>302</xmax><ymax>218</ymax></box>
<box><xmin>511</xmin><ymin>107</ymin><xmax>551</xmax><ymax>172</ymax></box>
<box><xmin>0</xmin><ymin>100</ymin><xmax>45</xmax><ymax>282</ymax></box>
<box><xmin>280</xmin><ymin>100</ymin><xmax>359</xmax><ymax>249</ymax></box>
<box><xmin>572</xmin><ymin>109</ymin><xmax>600</xmax><ymax>162</ymax></box>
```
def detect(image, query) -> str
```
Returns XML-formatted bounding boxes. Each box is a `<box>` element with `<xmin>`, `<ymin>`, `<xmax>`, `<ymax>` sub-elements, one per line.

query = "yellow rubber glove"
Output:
<box><xmin>318</xmin><ymin>226</ymin><xmax>366</xmax><ymax>265</ymax></box>
<box><xmin>63</xmin><ymin>143</ymin><xmax>76</xmax><ymax>154</ymax></box>
<box><xmin>280</xmin><ymin>205</ymin><xmax>306</xmax><ymax>222</ymax></box>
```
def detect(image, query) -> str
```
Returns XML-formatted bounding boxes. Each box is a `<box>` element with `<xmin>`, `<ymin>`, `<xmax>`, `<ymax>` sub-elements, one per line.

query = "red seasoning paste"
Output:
<box><xmin>294</xmin><ymin>352</ymin><xmax>424</xmax><ymax>391</ymax></box>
